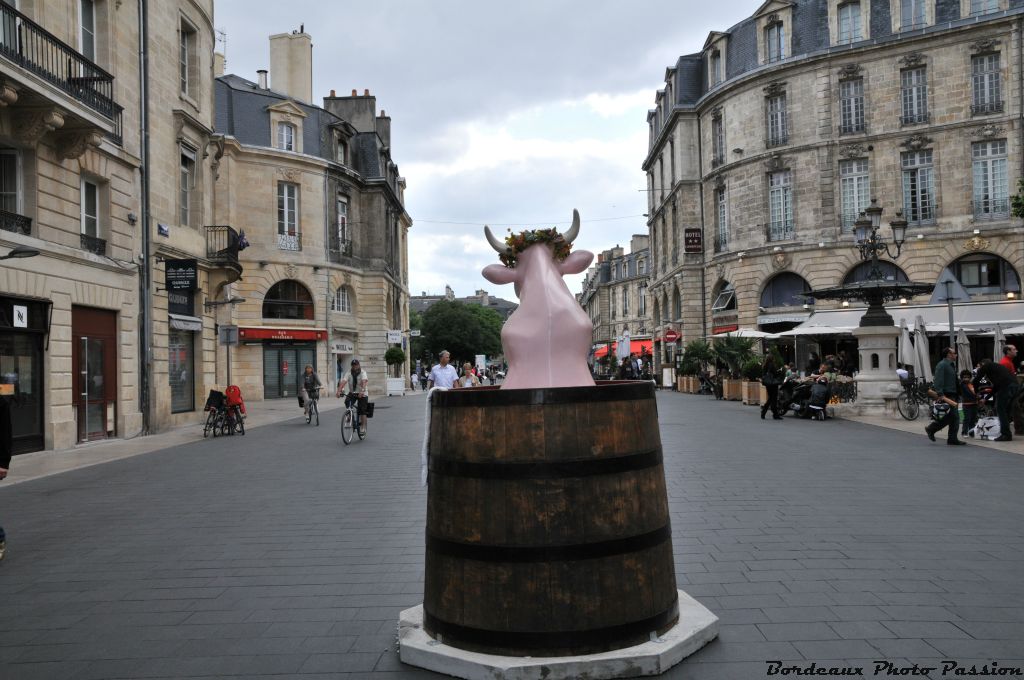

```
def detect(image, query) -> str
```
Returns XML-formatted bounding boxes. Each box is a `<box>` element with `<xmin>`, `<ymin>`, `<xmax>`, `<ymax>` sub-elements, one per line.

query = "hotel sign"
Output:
<box><xmin>683</xmin><ymin>228</ymin><xmax>703</xmax><ymax>253</ymax></box>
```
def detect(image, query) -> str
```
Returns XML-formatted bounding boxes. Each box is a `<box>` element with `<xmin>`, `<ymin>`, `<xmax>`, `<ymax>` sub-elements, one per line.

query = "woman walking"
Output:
<box><xmin>761</xmin><ymin>354</ymin><xmax>784</xmax><ymax>420</ymax></box>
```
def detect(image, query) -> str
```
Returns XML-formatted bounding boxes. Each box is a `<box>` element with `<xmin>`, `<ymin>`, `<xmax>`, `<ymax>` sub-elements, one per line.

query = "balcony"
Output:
<box><xmin>205</xmin><ymin>225</ymin><xmax>241</xmax><ymax>265</ymax></box>
<box><xmin>328</xmin><ymin>238</ymin><xmax>352</xmax><ymax>262</ymax></box>
<box><xmin>80</xmin><ymin>233</ymin><xmax>105</xmax><ymax>255</ymax></box>
<box><xmin>972</xmin><ymin>198</ymin><xmax>1010</xmax><ymax>220</ymax></box>
<box><xmin>0</xmin><ymin>3</ymin><xmax>117</xmax><ymax>120</ymax></box>
<box><xmin>277</xmin><ymin>232</ymin><xmax>301</xmax><ymax>251</ymax></box>
<box><xmin>0</xmin><ymin>209</ymin><xmax>31</xmax><ymax>235</ymax></box>
<box><xmin>766</xmin><ymin>133</ymin><xmax>788</xmax><ymax>148</ymax></box>
<box><xmin>766</xmin><ymin>220</ymin><xmax>794</xmax><ymax>242</ymax></box>
<box><xmin>971</xmin><ymin>100</ymin><xmax>1004</xmax><ymax>116</ymax></box>
<box><xmin>900</xmin><ymin>111</ymin><xmax>929</xmax><ymax>126</ymax></box>
<box><xmin>713</xmin><ymin>234</ymin><xmax>728</xmax><ymax>253</ymax></box>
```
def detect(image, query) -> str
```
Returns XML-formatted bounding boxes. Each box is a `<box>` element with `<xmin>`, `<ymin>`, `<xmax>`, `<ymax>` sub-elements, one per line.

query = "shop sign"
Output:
<box><xmin>12</xmin><ymin>305</ymin><xmax>26</xmax><ymax>328</ymax></box>
<box><xmin>167</xmin><ymin>290</ymin><xmax>194</xmax><ymax>317</ymax></box>
<box><xmin>387</xmin><ymin>329</ymin><xmax>402</xmax><ymax>343</ymax></box>
<box><xmin>332</xmin><ymin>340</ymin><xmax>355</xmax><ymax>353</ymax></box>
<box><xmin>683</xmin><ymin>228</ymin><xmax>703</xmax><ymax>253</ymax></box>
<box><xmin>165</xmin><ymin>259</ymin><xmax>198</xmax><ymax>291</ymax></box>
<box><xmin>238</xmin><ymin>327</ymin><xmax>327</xmax><ymax>341</ymax></box>
<box><xmin>713</xmin><ymin>323</ymin><xmax>739</xmax><ymax>334</ymax></box>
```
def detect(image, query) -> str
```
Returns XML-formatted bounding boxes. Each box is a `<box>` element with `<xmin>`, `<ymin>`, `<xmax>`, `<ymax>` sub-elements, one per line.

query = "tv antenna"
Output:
<box><xmin>215</xmin><ymin>28</ymin><xmax>227</xmax><ymax>63</ymax></box>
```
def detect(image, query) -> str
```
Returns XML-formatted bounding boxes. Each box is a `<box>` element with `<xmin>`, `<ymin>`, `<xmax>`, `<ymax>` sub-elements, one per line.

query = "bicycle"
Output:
<box><xmin>896</xmin><ymin>377</ymin><xmax>932</xmax><ymax>420</ymax></box>
<box><xmin>304</xmin><ymin>387</ymin><xmax>322</xmax><ymax>426</ymax></box>
<box><xmin>340</xmin><ymin>393</ymin><xmax>367</xmax><ymax>445</ymax></box>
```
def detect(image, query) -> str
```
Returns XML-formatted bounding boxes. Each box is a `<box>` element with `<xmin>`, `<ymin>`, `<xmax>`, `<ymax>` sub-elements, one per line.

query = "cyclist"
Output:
<box><xmin>301</xmin><ymin>364</ymin><xmax>322</xmax><ymax>418</ymax></box>
<box><xmin>336</xmin><ymin>358</ymin><xmax>369</xmax><ymax>435</ymax></box>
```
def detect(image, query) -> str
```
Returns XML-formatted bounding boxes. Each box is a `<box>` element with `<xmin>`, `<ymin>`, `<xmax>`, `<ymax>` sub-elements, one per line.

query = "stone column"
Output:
<box><xmin>852</xmin><ymin>325</ymin><xmax>901</xmax><ymax>415</ymax></box>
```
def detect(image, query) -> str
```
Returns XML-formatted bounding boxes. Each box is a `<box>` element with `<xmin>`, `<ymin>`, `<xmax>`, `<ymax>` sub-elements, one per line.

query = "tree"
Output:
<box><xmin>409</xmin><ymin>309</ymin><xmax>426</xmax><ymax>362</ymax></box>
<box><xmin>384</xmin><ymin>346</ymin><xmax>406</xmax><ymax>378</ymax></box>
<box><xmin>419</xmin><ymin>300</ymin><xmax>503</xmax><ymax>366</ymax></box>
<box><xmin>682</xmin><ymin>339</ymin><xmax>714</xmax><ymax>373</ymax></box>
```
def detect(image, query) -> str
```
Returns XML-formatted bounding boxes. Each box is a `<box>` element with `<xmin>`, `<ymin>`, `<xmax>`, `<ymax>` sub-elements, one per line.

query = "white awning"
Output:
<box><xmin>783</xmin><ymin>300</ymin><xmax>1024</xmax><ymax>335</ymax></box>
<box><xmin>169</xmin><ymin>313</ymin><xmax>202</xmax><ymax>331</ymax></box>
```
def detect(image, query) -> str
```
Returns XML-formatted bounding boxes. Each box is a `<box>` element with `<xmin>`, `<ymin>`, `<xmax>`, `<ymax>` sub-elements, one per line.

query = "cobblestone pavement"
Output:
<box><xmin>0</xmin><ymin>392</ymin><xmax>1022</xmax><ymax>679</ymax></box>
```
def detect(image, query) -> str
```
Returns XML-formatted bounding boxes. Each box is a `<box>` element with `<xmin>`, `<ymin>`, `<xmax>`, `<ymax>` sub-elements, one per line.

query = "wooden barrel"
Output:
<box><xmin>424</xmin><ymin>381</ymin><xmax>678</xmax><ymax>657</ymax></box>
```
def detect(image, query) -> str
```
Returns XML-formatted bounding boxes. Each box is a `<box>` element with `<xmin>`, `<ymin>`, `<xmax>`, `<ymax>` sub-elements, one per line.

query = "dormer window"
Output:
<box><xmin>277</xmin><ymin>122</ymin><xmax>295</xmax><ymax>151</ymax></box>
<box><xmin>901</xmin><ymin>0</ymin><xmax>926</xmax><ymax>29</ymax></box>
<box><xmin>838</xmin><ymin>2</ymin><xmax>862</xmax><ymax>43</ymax></box>
<box><xmin>336</xmin><ymin>135</ymin><xmax>348</xmax><ymax>164</ymax></box>
<box><xmin>766</xmin><ymin>21</ymin><xmax>785</xmax><ymax>62</ymax></box>
<box><xmin>710</xmin><ymin>51</ymin><xmax>722</xmax><ymax>85</ymax></box>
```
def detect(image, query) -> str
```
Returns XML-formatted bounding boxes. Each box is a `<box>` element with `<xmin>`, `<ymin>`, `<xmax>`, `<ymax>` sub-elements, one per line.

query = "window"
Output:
<box><xmin>839</xmin><ymin>78</ymin><xmax>865</xmax><ymax>134</ymax></box>
<box><xmin>263</xmin><ymin>280</ymin><xmax>314</xmax><ymax>320</ymax></box>
<box><xmin>336</xmin><ymin>136</ymin><xmax>347</xmax><ymax>164</ymax></box>
<box><xmin>901</xmin><ymin>0</ymin><xmax>926</xmax><ymax>28</ymax></box>
<box><xmin>971</xmin><ymin>54</ymin><xmax>1002</xmax><ymax>115</ymax></box>
<box><xmin>622</xmin><ymin>287</ymin><xmax>630</xmax><ymax>316</ymax></box>
<box><xmin>80</xmin><ymin>0</ymin><xmax>95</xmax><ymax>61</ymax></box>
<box><xmin>611</xmin><ymin>288</ymin><xmax>616</xmax><ymax>319</ymax></box>
<box><xmin>970</xmin><ymin>0</ymin><xmax>998</xmax><ymax>14</ymax></box>
<box><xmin>277</xmin><ymin>122</ymin><xmax>295</xmax><ymax>151</ymax></box>
<box><xmin>710</xmin><ymin>51</ymin><xmax>722</xmax><ymax>85</ymax></box>
<box><xmin>844</xmin><ymin>261</ymin><xmax>909</xmax><ymax>283</ymax></box>
<box><xmin>711</xmin><ymin>282</ymin><xmax>736</xmax><ymax>312</ymax></box>
<box><xmin>335</xmin><ymin>194</ymin><xmax>349</xmax><ymax>254</ymax></box>
<box><xmin>81</xmin><ymin>179</ymin><xmax>98</xmax><ymax>237</ymax></box>
<box><xmin>953</xmin><ymin>254</ymin><xmax>1020</xmax><ymax>294</ymax></box>
<box><xmin>277</xmin><ymin>182</ymin><xmax>300</xmax><ymax>250</ymax></box>
<box><xmin>169</xmin><ymin>328</ymin><xmax>194</xmax><ymax>413</ymax></box>
<box><xmin>900</xmin><ymin>67</ymin><xmax>928</xmax><ymax>125</ymax></box>
<box><xmin>768</xmin><ymin>171</ymin><xmax>793</xmax><ymax>240</ymax></box>
<box><xmin>760</xmin><ymin>273</ymin><xmax>811</xmax><ymax>308</ymax></box>
<box><xmin>972</xmin><ymin>140</ymin><xmax>1008</xmax><ymax>218</ymax></box>
<box><xmin>765</xmin><ymin>22</ymin><xmax>785</xmax><ymax>62</ymax></box>
<box><xmin>766</xmin><ymin>94</ymin><xmax>787</xmax><ymax>147</ymax></box>
<box><xmin>179</xmin><ymin>20</ymin><xmax>197</xmax><ymax>98</ymax></box>
<box><xmin>838</xmin><ymin>2</ymin><xmax>862</xmax><ymax>43</ymax></box>
<box><xmin>638</xmin><ymin>284</ymin><xmax>647</xmax><ymax>315</ymax></box>
<box><xmin>179</xmin><ymin>146</ymin><xmax>195</xmax><ymax>227</ymax></box>
<box><xmin>711</xmin><ymin>114</ymin><xmax>725</xmax><ymax>166</ymax></box>
<box><xmin>902</xmin><ymin>150</ymin><xmax>935</xmax><ymax>223</ymax></box>
<box><xmin>638</xmin><ymin>259</ymin><xmax>646</xmax><ymax>275</ymax></box>
<box><xmin>332</xmin><ymin>286</ymin><xmax>352</xmax><ymax>313</ymax></box>
<box><xmin>716</xmin><ymin>185</ymin><xmax>728</xmax><ymax>251</ymax></box>
<box><xmin>0</xmin><ymin>149</ymin><xmax>17</xmax><ymax>214</ymax></box>
<box><xmin>839</xmin><ymin>159</ymin><xmax>870</xmax><ymax>231</ymax></box>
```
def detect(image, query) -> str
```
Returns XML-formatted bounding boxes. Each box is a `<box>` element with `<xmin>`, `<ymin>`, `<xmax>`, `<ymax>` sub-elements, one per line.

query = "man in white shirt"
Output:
<box><xmin>427</xmin><ymin>350</ymin><xmax>459</xmax><ymax>389</ymax></box>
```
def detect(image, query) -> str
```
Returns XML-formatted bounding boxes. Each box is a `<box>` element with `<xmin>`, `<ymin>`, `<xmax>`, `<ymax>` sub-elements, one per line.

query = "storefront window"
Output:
<box><xmin>168</xmin><ymin>328</ymin><xmax>194</xmax><ymax>412</ymax></box>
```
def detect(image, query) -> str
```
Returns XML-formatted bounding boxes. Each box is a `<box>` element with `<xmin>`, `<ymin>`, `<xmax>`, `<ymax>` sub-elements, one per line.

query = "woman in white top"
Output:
<box><xmin>457</xmin><ymin>362</ymin><xmax>480</xmax><ymax>388</ymax></box>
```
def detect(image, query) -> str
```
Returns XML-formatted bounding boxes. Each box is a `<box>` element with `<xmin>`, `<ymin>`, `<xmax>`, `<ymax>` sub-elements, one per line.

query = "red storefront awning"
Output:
<box><xmin>238</xmin><ymin>327</ymin><xmax>327</xmax><ymax>341</ymax></box>
<box><xmin>593</xmin><ymin>340</ymin><xmax>653</xmax><ymax>359</ymax></box>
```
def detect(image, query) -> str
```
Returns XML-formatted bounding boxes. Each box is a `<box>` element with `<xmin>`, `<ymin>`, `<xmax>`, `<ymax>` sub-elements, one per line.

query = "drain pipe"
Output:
<box><xmin>696</xmin><ymin>112</ymin><xmax>708</xmax><ymax>341</ymax></box>
<box><xmin>137</xmin><ymin>0</ymin><xmax>152</xmax><ymax>434</ymax></box>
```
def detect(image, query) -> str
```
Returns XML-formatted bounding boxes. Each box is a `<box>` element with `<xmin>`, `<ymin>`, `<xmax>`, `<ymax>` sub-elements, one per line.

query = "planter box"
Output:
<box><xmin>723</xmin><ymin>378</ymin><xmax>743</xmax><ymax>401</ymax></box>
<box><xmin>386</xmin><ymin>377</ymin><xmax>406</xmax><ymax>396</ymax></box>
<box><xmin>759</xmin><ymin>384</ymin><xmax>768</xmax><ymax>404</ymax></box>
<box><xmin>742</xmin><ymin>381</ymin><xmax>761</xmax><ymax>405</ymax></box>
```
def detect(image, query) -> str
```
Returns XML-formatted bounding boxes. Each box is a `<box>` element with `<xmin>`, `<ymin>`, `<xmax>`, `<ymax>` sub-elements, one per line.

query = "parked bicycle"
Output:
<box><xmin>897</xmin><ymin>377</ymin><xmax>932</xmax><ymax>420</ymax></box>
<box><xmin>203</xmin><ymin>389</ymin><xmax>245</xmax><ymax>437</ymax></box>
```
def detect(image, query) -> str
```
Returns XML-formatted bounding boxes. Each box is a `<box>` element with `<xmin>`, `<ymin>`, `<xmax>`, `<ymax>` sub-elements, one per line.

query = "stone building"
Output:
<box><xmin>210</xmin><ymin>31</ymin><xmax>411</xmax><ymax>400</ymax></box>
<box><xmin>577</xmin><ymin>235</ymin><xmax>653</xmax><ymax>369</ymax></box>
<box><xmin>410</xmin><ymin>286</ymin><xmax>518</xmax><ymax>321</ymax></box>
<box><xmin>644</xmin><ymin>0</ymin><xmax>1024</xmax><ymax>374</ymax></box>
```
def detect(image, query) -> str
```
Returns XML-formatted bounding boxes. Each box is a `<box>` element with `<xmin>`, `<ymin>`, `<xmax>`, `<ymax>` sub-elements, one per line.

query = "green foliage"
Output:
<box><xmin>678</xmin><ymin>356</ymin><xmax>701</xmax><ymax>376</ymax></box>
<box><xmin>419</xmin><ymin>300</ymin><xmax>503</xmax><ymax>365</ymax></box>
<box><xmin>741</xmin><ymin>358</ymin><xmax>762</xmax><ymax>382</ymax></box>
<box><xmin>682</xmin><ymin>339</ymin><xmax>713</xmax><ymax>372</ymax></box>
<box><xmin>409</xmin><ymin>310</ymin><xmax>426</xmax><ymax>361</ymax></box>
<box><xmin>711</xmin><ymin>335</ymin><xmax>757</xmax><ymax>378</ymax></box>
<box><xmin>384</xmin><ymin>346</ymin><xmax>406</xmax><ymax>378</ymax></box>
<box><xmin>1012</xmin><ymin>178</ymin><xmax>1024</xmax><ymax>219</ymax></box>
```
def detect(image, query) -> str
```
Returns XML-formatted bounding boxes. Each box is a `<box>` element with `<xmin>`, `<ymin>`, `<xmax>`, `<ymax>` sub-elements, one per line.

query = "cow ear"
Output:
<box><xmin>482</xmin><ymin>264</ymin><xmax>517</xmax><ymax>285</ymax></box>
<box><xmin>560</xmin><ymin>250</ymin><xmax>593</xmax><ymax>275</ymax></box>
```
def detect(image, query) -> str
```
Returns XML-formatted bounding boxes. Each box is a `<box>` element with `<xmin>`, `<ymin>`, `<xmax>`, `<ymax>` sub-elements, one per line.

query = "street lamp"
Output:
<box><xmin>0</xmin><ymin>245</ymin><xmax>40</xmax><ymax>261</ymax></box>
<box><xmin>854</xmin><ymin>199</ymin><xmax>907</xmax><ymax>282</ymax></box>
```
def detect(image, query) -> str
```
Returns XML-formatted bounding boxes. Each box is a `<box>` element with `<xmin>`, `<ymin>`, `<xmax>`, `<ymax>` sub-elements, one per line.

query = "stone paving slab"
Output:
<box><xmin>0</xmin><ymin>392</ymin><xmax>1021</xmax><ymax>678</ymax></box>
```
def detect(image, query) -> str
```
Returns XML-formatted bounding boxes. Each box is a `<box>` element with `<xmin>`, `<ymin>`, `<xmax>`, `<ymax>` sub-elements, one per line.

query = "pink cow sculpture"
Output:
<box><xmin>481</xmin><ymin>210</ymin><xmax>595</xmax><ymax>389</ymax></box>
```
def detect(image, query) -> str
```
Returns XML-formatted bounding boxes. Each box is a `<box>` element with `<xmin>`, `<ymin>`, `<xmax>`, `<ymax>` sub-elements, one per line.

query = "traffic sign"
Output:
<box><xmin>663</xmin><ymin>329</ymin><xmax>680</xmax><ymax>343</ymax></box>
<box><xmin>410</xmin><ymin>329</ymin><xmax>421</xmax><ymax>337</ymax></box>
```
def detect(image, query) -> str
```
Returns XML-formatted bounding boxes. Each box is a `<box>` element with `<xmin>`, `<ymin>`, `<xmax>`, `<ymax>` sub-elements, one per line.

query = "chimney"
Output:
<box><xmin>213</xmin><ymin>52</ymin><xmax>225</xmax><ymax>77</ymax></box>
<box><xmin>256</xmin><ymin>69</ymin><xmax>268</xmax><ymax>89</ymax></box>
<box><xmin>376</xmin><ymin>109</ymin><xmax>391</xmax><ymax>147</ymax></box>
<box><xmin>269</xmin><ymin>30</ymin><xmax>313</xmax><ymax>103</ymax></box>
<box><xmin>329</xmin><ymin>89</ymin><xmax>335</xmax><ymax>97</ymax></box>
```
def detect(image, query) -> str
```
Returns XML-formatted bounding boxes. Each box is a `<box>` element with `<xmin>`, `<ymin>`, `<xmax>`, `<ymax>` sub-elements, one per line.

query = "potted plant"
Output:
<box><xmin>741</xmin><ymin>357</ymin><xmax>762</xmax><ymax>405</ymax></box>
<box><xmin>385</xmin><ymin>346</ymin><xmax>407</xmax><ymax>395</ymax></box>
<box><xmin>682</xmin><ymin>339</ymin><xmax>713</xmax><ymax>394</ymax></box>
<box><xmin>712</xmin><ymin>335</ymin><xmax>756</xmax><ymax>401</ymax></box>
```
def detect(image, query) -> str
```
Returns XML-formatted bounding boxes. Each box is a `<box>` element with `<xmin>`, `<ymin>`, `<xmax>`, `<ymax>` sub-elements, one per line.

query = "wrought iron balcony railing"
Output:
<box><xmin>839</xmin><ymin>211</ymin><xmax>860</xmax><ymax>233</ymax></box>
<box><xmin>80</xmin><ymin>233</ymin><xmax>106</xmax><ymax>255</ymax></box>
<box><xmin>766</xmin><ymin>133</ymin><xmax>788</xmax><ymax>148</ymax></box>
<box><xmin>205</xmin><ymin>225</ymin><xmax>241</xmax><ymax>265</ymax></box>
<box><xmin>328</xmin><ymin>238</ymin><xmax>352</xmax><ymax>262</ymax></box>
<box><xmin>900</xmin><ymin>111</ymin><xmax>930</xmax><ymax>126</ymax></box>
<box><xmin>971</xmin><ymin>198</ymin><xmax>1010</xmax><ymax>219</ymax></box>
<box><xmin>839</xmin><ymin>121</ymin><xmax>866</xmax><ymax>135</ymax></box>
<box><xmin>0</xmin><ymin>208</ymin><xmax>31</xmax><ymax>235</ymax></box>
<box><xmin>0</xmin><ymin>2</ymin><xmax>117</xmax><ymax>120</ymax></box>
<box><xmin>971</xmin><ymin>100</ymin><xmax>1004</xmax><ymax>116</ymax></box>
<box><xmin>713</xmin><ymin>233</ymin><xmax>728</xmax><ymax>253</ymax></box>
<box><xmin>766</xmin><ymin>220</ymin><xmax>795</xmax><ymax>242</ymax></box>
<box><xmin>277</xmin><ymin>232</ymin><xmax>301</xmax><ymax>251</ymax></box>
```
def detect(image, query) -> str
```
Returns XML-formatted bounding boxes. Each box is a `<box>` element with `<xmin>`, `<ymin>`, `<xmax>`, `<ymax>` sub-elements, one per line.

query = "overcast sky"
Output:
<box><xmin>213</xmin><ymin>1</ymin><xmax>752</xmax><ymax>302</ymax></box>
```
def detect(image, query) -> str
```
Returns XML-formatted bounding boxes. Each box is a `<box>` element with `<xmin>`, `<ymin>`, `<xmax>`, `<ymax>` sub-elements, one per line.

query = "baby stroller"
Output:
<box><xmin>806</xmin><ymin>378</ymin><xmax>832</xmax><ymax>421</ymax></box>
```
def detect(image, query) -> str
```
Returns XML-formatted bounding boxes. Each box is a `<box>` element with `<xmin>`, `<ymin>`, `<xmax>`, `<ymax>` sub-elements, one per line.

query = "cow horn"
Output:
<box><xmin>562</xmin><ymin>209</ymin><xmax>580</xmax><ymax>244</ymax></box>
<box><xmin>484</xmin><ymin>225</ymin><xmax>511</xmax><ymax>254</ymax></box>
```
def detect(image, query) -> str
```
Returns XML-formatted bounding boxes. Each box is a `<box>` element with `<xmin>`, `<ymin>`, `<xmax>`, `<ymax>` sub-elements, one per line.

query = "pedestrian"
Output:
<box><xmin>999</xmin><ymin>344</ymin><xmax>1018</xmax><ymax>374</ymax></box>
<box><xmin>959</xmin><ymin>370</ymin><xmax>978</xmax><ymax>439</ymax></box>
<box><xmin>0</xmin><ymin>395</ymin><xmax>11</xmax><ymax>561</ymax></box>
<box><xmin>760</xmin><ymin>353</ymin><xmax>784</xmax><ymax>420</ymax></box>
<box><xmin>457</xmin><ymin>362</ymin><xmax>480</xmax><ymax>388</ymax></box>
<box><xmin>926</xmin><ymin>347</ymin><xmax>966</xmax><ymax>445</ymax></box>
<box><xmin>427</xmin><ymin>350</ymin><xmax>459</xmax><ymax>389</ymax></box>
<box><xmin>976</xmin><ymin>357</ymin><xmax>1017</xmax><ymax>442</ymax></box>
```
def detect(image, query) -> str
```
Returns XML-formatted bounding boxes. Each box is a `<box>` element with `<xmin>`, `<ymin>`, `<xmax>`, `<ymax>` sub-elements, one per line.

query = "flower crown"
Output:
<box><xmin>499</xmin><ymin>227</ymin><xmax>572</xmax><ymax>268</ymax></box>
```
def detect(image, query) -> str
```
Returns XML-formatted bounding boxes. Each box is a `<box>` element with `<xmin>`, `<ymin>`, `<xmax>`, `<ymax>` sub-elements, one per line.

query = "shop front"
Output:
<box><xmin>238</xmin><ymin>327</ymin><xmax>327</xmax><ymax>399</ymax></box>
<box><xmin>0</xmin><ymin>295</ymin><xmax>50</xmax><ymax>454</ymax></box>
<box><xmin>166</xmin><ymin>260</ymin><xmax>202</xmax><ymax>414</ymax></box>
<box><xmin>330</xmin><ymin>338</ymin><xmax>355</xmax><ymax>385</ymax></box>
<box><xmin>72</xmin><ymin>306</ymin><xmax>117</xmax><ymax>443</ymax></box>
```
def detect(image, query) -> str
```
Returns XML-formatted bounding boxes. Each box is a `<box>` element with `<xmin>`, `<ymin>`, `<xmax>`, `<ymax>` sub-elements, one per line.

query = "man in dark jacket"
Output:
<box><xmin>0</xmin><ymin>396</ymin><xmax>11</xmax><ymax>561</ymax></box>
<box><xmin>977</xmin><ymin>358</ymin><xmax>1017</xmax><ymax>442</ymax></box>
<box><xmin>926</xmin><ymin>347</ymin><xmax>965</xmax><ymax>445</ymax></box>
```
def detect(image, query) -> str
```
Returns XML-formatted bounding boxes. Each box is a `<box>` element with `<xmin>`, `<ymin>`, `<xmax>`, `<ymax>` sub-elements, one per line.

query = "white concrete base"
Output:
<box><xmin>398</xmin><ymin>590</ymin><xmax>718</xmax><ymax>679</ymax></box>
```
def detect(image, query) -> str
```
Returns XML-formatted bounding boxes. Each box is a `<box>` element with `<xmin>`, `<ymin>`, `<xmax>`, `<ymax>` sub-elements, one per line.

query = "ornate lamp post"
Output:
<box><xmin>805</xmin><ymin>199</ymin><xmax>932</xmax><ymax>414</ymax></box>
